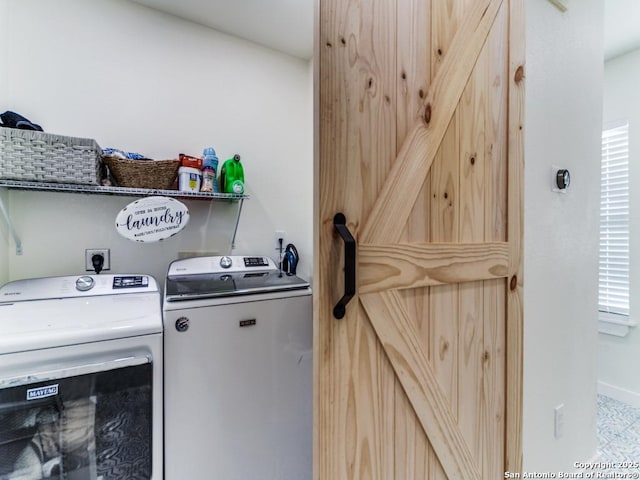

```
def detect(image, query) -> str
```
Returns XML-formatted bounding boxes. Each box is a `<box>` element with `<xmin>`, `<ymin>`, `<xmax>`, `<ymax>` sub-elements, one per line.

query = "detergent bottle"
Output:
<box><xmin>219</xmin><ymin>154</ymin><xmax>244</xmax><ymax>194</ymax></box>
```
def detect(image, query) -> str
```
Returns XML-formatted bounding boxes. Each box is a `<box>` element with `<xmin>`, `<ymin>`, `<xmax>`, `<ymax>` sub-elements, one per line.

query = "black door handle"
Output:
<box><xmin>333</xmin><ymin>213</ymin><xmax>356</xmax><ymax>319</ymax></box>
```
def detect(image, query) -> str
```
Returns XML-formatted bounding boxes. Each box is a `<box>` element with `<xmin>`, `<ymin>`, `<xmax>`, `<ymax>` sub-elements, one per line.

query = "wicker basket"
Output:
<box><xmin>103</xmin><ymin>155</ymin><xmax>180</xmax><ymax>190</ymax></box>
<box><xmin>0</xmin><ymin>127</ymin><xmax>102</xmax><ymax>185</ymax></box>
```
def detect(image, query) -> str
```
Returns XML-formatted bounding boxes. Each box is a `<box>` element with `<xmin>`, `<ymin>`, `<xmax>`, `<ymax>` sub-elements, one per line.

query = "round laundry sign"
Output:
<box><xmin>115</xmin><ymin>196</ymin><xmax>189</xmax><ymax>243</ymax></box>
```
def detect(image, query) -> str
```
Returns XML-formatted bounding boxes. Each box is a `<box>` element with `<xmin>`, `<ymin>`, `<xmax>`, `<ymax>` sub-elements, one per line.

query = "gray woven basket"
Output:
<box><xmin>0</xmin><ymin>127</ymin><xmax>102</xmax><ymax>185</ymax></box>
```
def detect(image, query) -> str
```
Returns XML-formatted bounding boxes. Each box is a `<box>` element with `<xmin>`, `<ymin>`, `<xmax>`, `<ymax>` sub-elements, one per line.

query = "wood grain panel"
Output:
<box><xmin>360</xmin><ymin>0</ymin><xmax>504</xmax><ymax>244</ymax></box>
<box><xmin>459</xmin><ymin>51</ymin><xmax>486</xmax><ymax>245</ymax></box>
<box><xmin>317</xmin><ymin>0</ymin><xmax>523</xmax><ymax>478</ymax></box>
<box><xmin>485</xmin><ymin>2</ymin><xmax>509</xmax><ymax>244</ymax></box>
<box><xmin>428</xmin><ymin>107</ymin><xmax>460</xmax><ymax>480</ymax></box>
<box><xmin>395</xmin><ymin>0</ymin><xmax>432</xmax><ymax>461</ymax></box>
<box><xmin>429</xmin><ymin>284</ymin><xmax>459</xmax><ymax>414</ymax></box>
<box><xmin>395</xmin><ymin>3</ymin><xmax>434</xmax><ymax>476</ymax></box>
<box><xmin>458</xmin><ymin>280</ymin><xmax>484</xmax><ymax>463</ymax></box>
<box><xmin>347</xmin><ymin>304</ymin><xmax>396</xmax><ymax>480</ymax></box>
<box><xmin>397</xmin><ymin>0</ymin><xmax>431</xmax><ymax>146</ymax></box>
<box><xmin>398</xmin><ymin>0</ymin><xmax>432</xmax><ymax>245</ymax></box>
<box><xmin>457</xmin><ymin>23</ymin><xmax>488</xmax><ymax>464</ymax></box>
<box><xmin>430</xmin><ymin>112</ymin><xmax>460</xmax><ymax>244</ymax></box>
<box><xmin>356</xmin><ymin>0</ymin><xmax>399</xmax><ymax>223</ymax></box>
<box><xmin>428</xmin><ymin>3</ymin><xmax>463</xmax><ymax>475</ymax></box>
<box><xmin>398</xmin><ymin>287</ymin><xmax>430</xmax><ymax>353</ymax></box>
<box><xmin>361</xmin><ymin>290</ymin><xmax>481</xmax><ymax>480</ymax></box>
<box><xmin>432</xmin><ymin>0</ymin><xmax>464</xmax><ymax>76</ymax></box>
<box><xmin>483</xmin><ymin>278</ymin><xmax>506</xmax><ymax>478</ymax></box>
<box><xmin>395</xmin><ymin>380</ymin><xmax>430</xmax><ymax>479</ymax></box>
<box><xmin>315</xmin><ymin>0</ymin><xmax>397</xmax><ymax>479</ymax></box>
<box><xmin>397</xmin><ymin>292</ymin><xmax>436</xmax><ymax>480</ymax></box>
<box><xmin>358</xmin><ymin>242</ymin><xmax>509</xmax><ymax>293</ymax></box>
<box><xmin>317</xmin><ymin>0</ymin><xmax>397</xmax><ymax>231</ymax></box>
<box><xmin>316</xmin><ymin>290</ymin><xmax>398</xmax><ymax>480</ymax></box>
<box><xmin>506</xmin><ymin>0</ymin><xmax>525</xmax><ymax>474</ymax></box>
<box><xmin>483</xmin><ymin>3</ymin><xmax>508</xmax><ymax>478</ymax></box>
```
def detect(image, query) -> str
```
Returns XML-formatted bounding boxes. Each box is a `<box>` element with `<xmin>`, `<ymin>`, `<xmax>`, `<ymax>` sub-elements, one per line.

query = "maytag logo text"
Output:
<box><xmin>26</xmin><ymin>384</ymin><xmax>59</xmax><ymax>400</ymax></box>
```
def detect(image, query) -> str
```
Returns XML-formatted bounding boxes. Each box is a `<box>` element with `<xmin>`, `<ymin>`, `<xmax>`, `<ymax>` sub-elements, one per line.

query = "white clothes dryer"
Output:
<box><xmin>0</xmin><ymin>274</ymin><xmax>163</xmax><ymax>480</ymax></box>
<box><xmin>163</xmin><ymin>256</ymin><xmax>312</xmax><ymax>480</ymax></box>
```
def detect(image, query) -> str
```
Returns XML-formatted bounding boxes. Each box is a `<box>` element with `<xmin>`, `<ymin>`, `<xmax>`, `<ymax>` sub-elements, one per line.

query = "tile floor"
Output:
<box><xmin>597</xmin><ymin>394</ymin><xmax>640</xmax><ymax>472</ymax></box>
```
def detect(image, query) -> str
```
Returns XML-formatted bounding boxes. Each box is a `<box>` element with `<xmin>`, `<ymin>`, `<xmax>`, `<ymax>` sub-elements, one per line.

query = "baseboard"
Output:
<box><xmin>598</xmin><ymin>381</ymin><xmax>640</xmax><ymax>408</ymax></box>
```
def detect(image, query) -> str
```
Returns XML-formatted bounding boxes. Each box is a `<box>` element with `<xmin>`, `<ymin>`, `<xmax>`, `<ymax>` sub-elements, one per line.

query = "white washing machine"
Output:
<box><xmin>163</xmin><ymin>255</ymin><xmax>312</xmax><ymax>480</ymax></box>
<box><xmin>0</xmin><ymin>274</ymin><xmax>163</xmax><ymax>480</ymax></box>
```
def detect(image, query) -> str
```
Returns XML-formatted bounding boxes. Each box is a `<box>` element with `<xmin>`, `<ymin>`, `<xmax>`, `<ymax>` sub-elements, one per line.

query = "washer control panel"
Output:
<box><xmin>113</xmin><ymin>276</ymin><xmax>149</xmax><ymax>289</ymax></box>
<box><xmin>0</xmin><ymin>274</ymin><xmax>158</xmax><ymax>302</ymax></box>
<box><xmin>244</xmin><ymin>257</ymin><xmax>269</xmax><ymax>267</ymax></box>
<box><xmin>168</xmin><ymin>256</ymin><xmax>277</xmax><ymax>276</ymax></box>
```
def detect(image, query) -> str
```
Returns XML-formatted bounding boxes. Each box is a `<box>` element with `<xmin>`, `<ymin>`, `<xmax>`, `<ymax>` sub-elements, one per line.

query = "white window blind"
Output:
<box><xmin>599</xmin><ymin>121</ymin><xmax>630</xmax><ymax>318</ymax></box>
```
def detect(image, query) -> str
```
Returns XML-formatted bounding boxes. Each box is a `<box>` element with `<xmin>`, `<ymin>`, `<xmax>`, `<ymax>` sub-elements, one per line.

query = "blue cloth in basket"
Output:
<box><xmin>102</xmin><ymin>148</ymin><xmax>148</xmax><ymax>160</ymax></box>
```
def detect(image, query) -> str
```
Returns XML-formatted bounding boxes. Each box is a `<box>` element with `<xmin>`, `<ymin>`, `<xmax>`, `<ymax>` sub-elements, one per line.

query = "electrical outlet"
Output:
<box><xmin>554</xmin><ymin>404</ymin><xmax>565</xmax><ymax>439</ymax></box>
<box><xmin>274</xmin><ymin>230</ymin><xmax>286</xmax><ymax>252</ymax></box>
<box><xmin>85</xmin><ymin>248</ymin><xmax>110</xmax><ymax>272</ymax></box>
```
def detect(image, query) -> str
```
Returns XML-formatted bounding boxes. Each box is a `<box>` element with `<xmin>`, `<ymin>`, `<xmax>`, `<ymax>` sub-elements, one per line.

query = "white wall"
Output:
<box><xmin>0</xmin><ymin>188</ymin><xmax>7</xmax><ymax>287</ymax></box>
<box><xmin>524</xmin><ymin>0</ymin><xmax>602</xmax><ymax>472</ymax></box>
<box><xmin>0</xmin><ymin>0</ymin><xmax>8</xmax><ymax>286</ymax></box>
<box><xmin>599</xmin><ymin>48</ymin><xmax>640</xmax><ymax>399</ymax></box>
<box><xmin>0</xmin><ymin>0</ymin><xmax>312</xmax><ymax>286</ymax></box>
<box><xmin>0</xmin><ymin>0</ymin><xmax>6</xmax><ymax>97</ymax></box>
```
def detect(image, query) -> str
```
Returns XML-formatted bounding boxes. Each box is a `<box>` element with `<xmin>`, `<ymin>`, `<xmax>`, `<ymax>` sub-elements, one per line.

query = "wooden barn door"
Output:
<box><xmin>314</xmin><ymin>0</ymin><xmax>524</xmax><ymax>479</ymax></box>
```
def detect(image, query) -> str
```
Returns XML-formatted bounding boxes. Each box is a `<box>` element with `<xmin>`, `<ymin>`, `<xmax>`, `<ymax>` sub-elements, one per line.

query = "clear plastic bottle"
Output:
<box><xmin>202</xmin><ymin>147</ymin><xmax>219</xmax><ymax>193</ymax></box>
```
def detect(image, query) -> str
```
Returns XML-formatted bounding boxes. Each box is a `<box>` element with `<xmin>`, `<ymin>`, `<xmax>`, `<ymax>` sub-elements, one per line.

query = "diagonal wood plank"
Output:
<box><xmin>360</xmin><ymin>0</ymin><xmax>503</xmax><ymax>245</ymax></box>
<box><xmin>358</xmin><ymin>242</ymin><xmax>509</xmax><ymax>293</ymax></box>
<box><xmin>360</xmin><ymin>290</ymin><xmax>481</xmax><ymax>480</ymax></box>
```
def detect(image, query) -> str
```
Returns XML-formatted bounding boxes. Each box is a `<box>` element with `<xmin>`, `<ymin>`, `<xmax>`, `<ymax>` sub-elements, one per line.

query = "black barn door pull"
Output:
<box><xmin>333</xmin><ymin>213</ymin><xmax>356</xmax><ymax>319</ymax></box>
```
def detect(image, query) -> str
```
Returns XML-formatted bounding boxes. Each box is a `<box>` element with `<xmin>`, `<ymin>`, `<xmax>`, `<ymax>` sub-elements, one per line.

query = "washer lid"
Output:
<box><xmin>165</xmin><ymin>270</ymin><xmax>310</xmax><ymax>302</ymax></box>
<box><xmin>165</xmin><ymin>255</ymin><xmax>310</xmax><ymax>302</ymax></box>
<box><xmin>0</xmin><ymin>274</ymin><xmax>158</xmax><ymax>302</ymax></box>
<box><xmin>0</xmin><ymin>275</ymin><xmax>162</xmax><ymax>354</ymax></box>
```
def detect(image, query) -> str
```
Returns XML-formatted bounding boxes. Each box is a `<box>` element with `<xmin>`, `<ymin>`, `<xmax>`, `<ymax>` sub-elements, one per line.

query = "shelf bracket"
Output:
<box><xmin>0</xmin><ymin>192</ymin><xmax>23</xmax><ymax>255</ymax></box>
<box><xmin>231</xmin><ymin>198</ymin><xmax>244</xmax><ymax>250</ymax></box>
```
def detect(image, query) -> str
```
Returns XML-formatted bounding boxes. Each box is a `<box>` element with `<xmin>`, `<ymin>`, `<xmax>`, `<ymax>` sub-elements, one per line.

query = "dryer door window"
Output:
<box><xmin>0</xmin><ymin>362</ymin><xmax>152</xmax><ymax>480</ymax></box>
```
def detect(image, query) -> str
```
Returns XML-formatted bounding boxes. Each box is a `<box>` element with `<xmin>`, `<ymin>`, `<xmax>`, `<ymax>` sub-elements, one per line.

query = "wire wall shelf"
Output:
<box><xmin>0</xmin><ymin>180</ymin><xmax>248</xmax><ymax>201</ymax></box>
